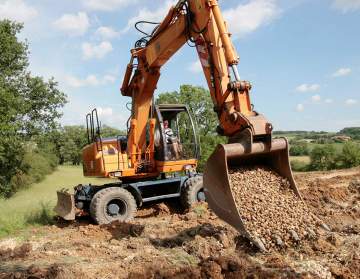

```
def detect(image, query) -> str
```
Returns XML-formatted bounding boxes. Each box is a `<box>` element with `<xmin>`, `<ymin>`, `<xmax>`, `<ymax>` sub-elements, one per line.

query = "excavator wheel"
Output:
<box><xmin>181</xmin><ymin>176</ymin><xmax>206</xmax><ymax>209</ymax></box>
<box><xmin>90</xmin><ymin>187</ymin><xmax>137</xmax><ymax>225</ymax></box>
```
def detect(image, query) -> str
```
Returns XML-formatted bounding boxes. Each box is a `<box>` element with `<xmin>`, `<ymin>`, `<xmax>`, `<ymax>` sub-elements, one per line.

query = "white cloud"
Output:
<box><xmin>0</xmin><ymin>0</ymin><xmax>37</xmax><ymax>22</ymax></box>
<box><xmin>296</xmin><ymin>104</ymin><xmax>304</xmax><ymax>112</ymax></box>
<box><xmin>325</xmin><ymin>98</ymin><xmax>334</xmax><ymax>104</ymax></box>
<box><xmin>83</xmin><ymin>0</ymin><xmax>137</xmax><ymax>11</ymax></box>
<box><xmin>332</xmin><ymin>0</ymin><xmax>360</xmax><ymax>13</ymax></box>
<box><xmin>97</xmin><ymin>107</ymin><xmax>113</xmax><ymax>117</ymax></box>
<box><xmin>332</xmin><ymin>67</ymin><xmax>352</xmax><ymax>77</ymax></box>
<box><xmin>103</xmin><ymin>75</ymin><xmax>117</xmax><ymax>83</ymax></box>
<box><xmin>223</xmin><ymin>0</ymin><xmax>280</xmax><ymax>39</ymax></box>
<box><xmin>188</xmin><ymin>61</ymin><xmax>202</xmax><ymax>73</ymax></box>
<box><xmin>296</xmin><ymin>84</ymin><xmax>320</xmax><ymax>93</ymax></box>
<box><xmin>53</xmin><ymin>12</ymin><xmax>90</xmax><ymax>36</ymax></box>
<box><xmin>65</xmin><ymin>74</ymin><xmax>116</xmax><ymax>88</ymax></box>
<box><xmin>82</xmin><ymin>41</ymin><xmax>113</xmax><ymax>60</ymax></box>
<box><xmin>122</xmin><ymin>1</ymin><xmax>176</xmax><ymax>34</ymax></box>
<box><xmin>345</xmin><ymin>98</ymin><xmax>358</xmax><ymax>105</ymax></box>
<box><xmin>311</xmin><ymin>94</ymin><xmax>321</xmax><ymax>102</ymax></box>
<box><xmin>95</xmin><ymin>107</ymin><xmax>129</xmax><ymax>128</ymax></box>
<box><xmin>95</xmin><ymin>26</ymin><xmax>119</xmax><ymax>39</ymax></box>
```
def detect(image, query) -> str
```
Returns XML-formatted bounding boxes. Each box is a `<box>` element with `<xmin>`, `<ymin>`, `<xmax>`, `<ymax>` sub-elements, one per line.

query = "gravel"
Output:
<box><xmin>228</xmin><ymin>166</ymin><xmax>318</xmax><ymax>250</ymax></box>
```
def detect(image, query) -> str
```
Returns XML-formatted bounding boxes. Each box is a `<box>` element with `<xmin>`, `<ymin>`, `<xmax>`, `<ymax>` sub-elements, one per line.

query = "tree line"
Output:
<box><xmin>290</xmin><ymin>142</ymin><xmax>360</xmax><ymax>172</ymax></box>
<box><xmin>0</xmin><ymin>21</ymin><xmax>67</xmax><ymax>197</ymax></box>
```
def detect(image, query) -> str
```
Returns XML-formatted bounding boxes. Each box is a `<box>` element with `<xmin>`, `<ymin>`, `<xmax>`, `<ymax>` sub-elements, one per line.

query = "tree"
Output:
<box><xmin>0</xmin><ymin>20</ymin><xmax>66</xmax><ymax>197</ymax></box>
<box><xmin>52</xmin><ymin>125</ymin><xmax>125</xmax><ymax>165</ymax></box>
<box><xmin>339</xmin><ymin>142</ymin><xmax>360</xmax><ymax>168</ymax></box>
<box><xmin>101</xmin><ymin>125</ymin><xmax>126</xmax><ymax>138</ymax></box>
<box><xmin>289</xmin><ymin>142</ymin><xmax>309</xmax><ymax>156</ymax></box>
<box><xmin>309</xmin><ymin>145</ymin><xmax>337</xmax><ymax>171</ymax></box>
<box><xmin>339</xmin><ymin>127</ymin><xmax>360</xmax><ymax>140</ymax></box>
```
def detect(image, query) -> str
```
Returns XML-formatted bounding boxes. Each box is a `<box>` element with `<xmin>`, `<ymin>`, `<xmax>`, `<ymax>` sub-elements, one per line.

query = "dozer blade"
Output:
<box><xmin>203</xmin><ymin>137</ymin><xmax>300</xmax><ymax>251</ymax></box>
<box><xmin>54</xmin><ymin>190</ymin><xmax>76</xmax><ymax>221</ymax></box>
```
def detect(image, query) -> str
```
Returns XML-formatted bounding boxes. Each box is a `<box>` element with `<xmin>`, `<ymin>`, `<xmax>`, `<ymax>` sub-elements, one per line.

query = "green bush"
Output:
<box><xmin>309</xmin><ymin>145</ymin><xmax>338</xmax><ymax>171</ymax></box>
<box><xmin>339</xmin><ymin>142</ymin><xmax>360</xmax><ymax>168</ymax></box>
<box><xmin>289</xmin><ymin>142</ymin><xmax>309</xmax><ymax>156</ymax></box>
<box><xmin>0</xmin><ymin>146</ymin><xmax>58</xmax><ymax>198</ymax></box>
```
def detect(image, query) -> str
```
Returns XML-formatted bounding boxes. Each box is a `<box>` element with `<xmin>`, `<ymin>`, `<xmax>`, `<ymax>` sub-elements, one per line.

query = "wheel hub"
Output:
<box><xmin>197</xmin><ymin>190</ymin><xmax>206</xmax><ymax>202</ymax></box>
<box><xmin>107</xmin><ymin>203</ymin><xmax>120</xmax><ymax>216</ymax></box>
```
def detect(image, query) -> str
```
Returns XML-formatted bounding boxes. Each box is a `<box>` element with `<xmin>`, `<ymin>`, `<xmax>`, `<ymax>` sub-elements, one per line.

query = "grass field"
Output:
<box><xmin>290</xmin><ymin>156</ymin><xmax>311</xmax><ymax>164</ymax></box>
<box><xmin>0</xmin><ymin>166</ymin><xmax>113</xmax><ymax>238</ymax></box>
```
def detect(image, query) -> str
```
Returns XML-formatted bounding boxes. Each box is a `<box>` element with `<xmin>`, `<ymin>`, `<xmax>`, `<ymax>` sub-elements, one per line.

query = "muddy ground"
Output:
<box><xmin>0</xmin><ymin>168</ymin><xmax>359</xmax><ymax>279</ymax></box>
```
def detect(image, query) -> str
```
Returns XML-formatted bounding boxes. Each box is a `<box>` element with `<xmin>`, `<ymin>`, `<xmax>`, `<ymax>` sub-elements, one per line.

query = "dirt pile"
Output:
<box><xmin>229</xmin><ymin>166</ymin><xmax>318</xmax><ymax>250</ymax></box>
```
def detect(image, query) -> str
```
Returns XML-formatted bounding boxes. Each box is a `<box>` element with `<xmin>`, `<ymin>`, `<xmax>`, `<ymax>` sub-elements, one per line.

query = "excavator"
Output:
<box><xmin>55</xmin><ymin>0</ymin><xmax>300</xmax><ymax>250</ymax></box>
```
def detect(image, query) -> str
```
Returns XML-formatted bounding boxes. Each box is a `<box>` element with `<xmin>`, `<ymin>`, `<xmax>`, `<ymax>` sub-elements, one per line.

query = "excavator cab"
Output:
<box><xmin>154</xmin><ymin>104</ymin><xmax>200</xmax><ymax>163</ymax></box>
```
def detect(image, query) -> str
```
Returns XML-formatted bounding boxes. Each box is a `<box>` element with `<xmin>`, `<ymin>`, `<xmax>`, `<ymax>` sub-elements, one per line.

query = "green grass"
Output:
<box><xmin>0</xmin><ymin>166</ymin><xmax>113</xmax><ymax>238</ymax></box>
<box><xmin>290</xmin><ymin>156</ymin><xmax>310</xmax><ymax>164</ymax></box>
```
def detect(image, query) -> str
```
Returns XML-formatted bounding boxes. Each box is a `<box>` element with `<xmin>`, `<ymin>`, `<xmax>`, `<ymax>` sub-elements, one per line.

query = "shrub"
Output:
<box><xmin>309</xmin><ymin>145</ymin><xmax>338</xmax><ymax>171</ymax></box>
<box><xmin>1</xmin><ymin>146</ymin><xmax>58</xmax><ymax>198</ymax></box>
<box><xmin>289</xmin><ymin>143</ymin><xmax>309</xmax><ymax>156</ymax></box>
<box><xmin>339</xmin><ymin>142</ymin><xmax>360</xmax><ymax>168</ymax></box>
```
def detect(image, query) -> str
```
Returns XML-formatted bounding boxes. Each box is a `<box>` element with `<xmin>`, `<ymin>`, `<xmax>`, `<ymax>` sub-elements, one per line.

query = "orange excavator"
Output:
<box><xmin>55</xmin><ymin>0</ymin><xmax>299</xmax><ymax>250</ymax></box>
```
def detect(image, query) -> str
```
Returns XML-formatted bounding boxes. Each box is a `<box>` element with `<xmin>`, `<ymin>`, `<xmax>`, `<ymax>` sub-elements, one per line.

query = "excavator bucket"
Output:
<box><xmin>54</xmin><ymin>190</ymin><xmax>76</xmax><ymax>221</ymax></box>
<box><xmin>203</xmin><ymin>137</ymin><xmax>300</xmax><ymax>251</ymax></box>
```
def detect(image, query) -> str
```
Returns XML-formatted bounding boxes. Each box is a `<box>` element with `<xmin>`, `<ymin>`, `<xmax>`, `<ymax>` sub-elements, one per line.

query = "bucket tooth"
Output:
<box><xmin>307</xmin><ymin>228</ymin><xmax>317</xmax><ymax>239</ymax></box>
<box><xmin>289</xmin><ymin>230</ymin><xmax>300</xmax><ymax>242</ymax></box>
<box><xmin>320</xmin><ymin>223</ymin><xmax>331</xmax><ymax>232</ymax></box>
<box><xmin>273</xmin><ymin>235</ymin><xmax>284</xmax><ymax>247</ymax></box>
<box><xmin>253</xmin><ymin>237</ymin><xmax>266</xmax><ymax>252</ymax></box>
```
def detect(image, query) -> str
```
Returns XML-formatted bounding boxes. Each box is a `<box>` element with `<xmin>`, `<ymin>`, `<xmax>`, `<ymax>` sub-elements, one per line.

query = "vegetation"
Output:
<box><xmin>289</xmin><ymin>142</ymin><xmax>309</xmax><ymax>156</ymax></box>
<box><xmin>0</xmin><ymin>20</ymin><xmax>66</xmax><ymax>197</ymax></box>
<box><xmin>339</xmin><ymin>127</ymin><xmax>360</xmax><ymax>140</ymax></box>
<box><xmin>0</xmin><ymin>166</ymin><xmax>112</xmax><ymax>238</ymax></box>
<box><xmin>290</xmin><ymin>141</ymin><xmax>360</xmax><ymax>172</ymax></box>
<box><xmin>309</xmin><ymin>145</ymin><xmax>338</xmax><ymax>171</ymax></box>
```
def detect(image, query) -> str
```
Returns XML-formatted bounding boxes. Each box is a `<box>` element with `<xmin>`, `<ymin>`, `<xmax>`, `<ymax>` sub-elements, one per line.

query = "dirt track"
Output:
<box><xmin>0</xmin><ymin>168</ymin><xmax>359</xmax><ymax>279</ymax></box>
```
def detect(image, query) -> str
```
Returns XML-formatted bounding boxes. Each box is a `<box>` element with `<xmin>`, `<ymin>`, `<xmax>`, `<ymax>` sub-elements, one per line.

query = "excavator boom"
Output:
<box><xmin>123</xmin><ymin>0</ymin><xmax>301</xmax><ymax>250</ymax></box>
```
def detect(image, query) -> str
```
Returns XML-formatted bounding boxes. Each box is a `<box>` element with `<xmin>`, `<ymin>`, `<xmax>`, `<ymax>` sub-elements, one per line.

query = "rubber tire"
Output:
<box><xmin>181</xmin><ymin>176</ymin><xmax>205</xmax><ymax>209</ymax></box>
<box><xmin>90</xmin><ymin>187</ymin><xmax>137</xmax><ymax>225</ymax></box>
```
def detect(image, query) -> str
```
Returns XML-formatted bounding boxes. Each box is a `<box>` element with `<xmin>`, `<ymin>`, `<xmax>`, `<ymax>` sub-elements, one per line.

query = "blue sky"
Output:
<box><xmin>1</xmin><ymin>0</ymin><xmax>359</xmax><ymax>132</ymax></box>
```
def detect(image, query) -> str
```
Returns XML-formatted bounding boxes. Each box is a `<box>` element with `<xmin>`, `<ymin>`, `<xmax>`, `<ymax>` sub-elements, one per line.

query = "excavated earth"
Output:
<box><xmin>0</xmin><ymin>167</ymin><xmax>360</xmax><ymax>279</ymax></box>
<box><xmin>228</xmin><ymin>166</ymin><xmax>319</xmax><ymax>251</ymax></box>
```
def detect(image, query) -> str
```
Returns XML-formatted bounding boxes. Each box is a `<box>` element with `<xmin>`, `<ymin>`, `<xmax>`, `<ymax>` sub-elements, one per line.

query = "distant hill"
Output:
<box><xmin>274</xmin><ymin>128</ymin><xmax>360</xmax><ymax>141</ymax></box>
<box><xmin>339</xmin><ymin>127</ymin><xmax>360</xmax><ymax>139</ymax></box>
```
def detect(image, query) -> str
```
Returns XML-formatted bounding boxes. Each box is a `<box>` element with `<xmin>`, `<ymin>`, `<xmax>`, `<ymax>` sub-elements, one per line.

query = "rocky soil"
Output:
<box><xmin>0</xmin><ymin>167</ymin><xmax>359</xmax><ymax>279</ymax></box>
<box><xmin>229</xmin><ymin>166</ymin><xmax>319</xmax><ymax>251</ymax></box>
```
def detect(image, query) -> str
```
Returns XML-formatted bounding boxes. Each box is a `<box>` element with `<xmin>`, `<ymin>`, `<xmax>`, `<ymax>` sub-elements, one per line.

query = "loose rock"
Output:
<box><xmin>228</xmin><ymin>166</ymin><xmax>318</xmax><ymax>250</ymax></box>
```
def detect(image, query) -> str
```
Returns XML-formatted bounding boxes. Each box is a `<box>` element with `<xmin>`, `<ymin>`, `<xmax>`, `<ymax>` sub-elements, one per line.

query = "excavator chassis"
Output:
<box><xmin>204</xmin><ymin>136</ymin><xmax>300</xmax><ymax>251</ymax></box>
<box><xmin>55</xmin><ymin>175</ymin><xmax>204</xmax><ymax>222</ymax></box>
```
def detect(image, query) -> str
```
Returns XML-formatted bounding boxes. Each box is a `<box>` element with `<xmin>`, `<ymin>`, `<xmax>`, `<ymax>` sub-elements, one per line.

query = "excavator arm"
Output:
<box><xmin>121</xmin><ymin>0</ymin><xmax>272</xmax><ymax>163</ymax></box>
<box><xmin>121</xmin><ymin>0</ymin><xmax>300</xmax><ymax>251</ymax></box>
